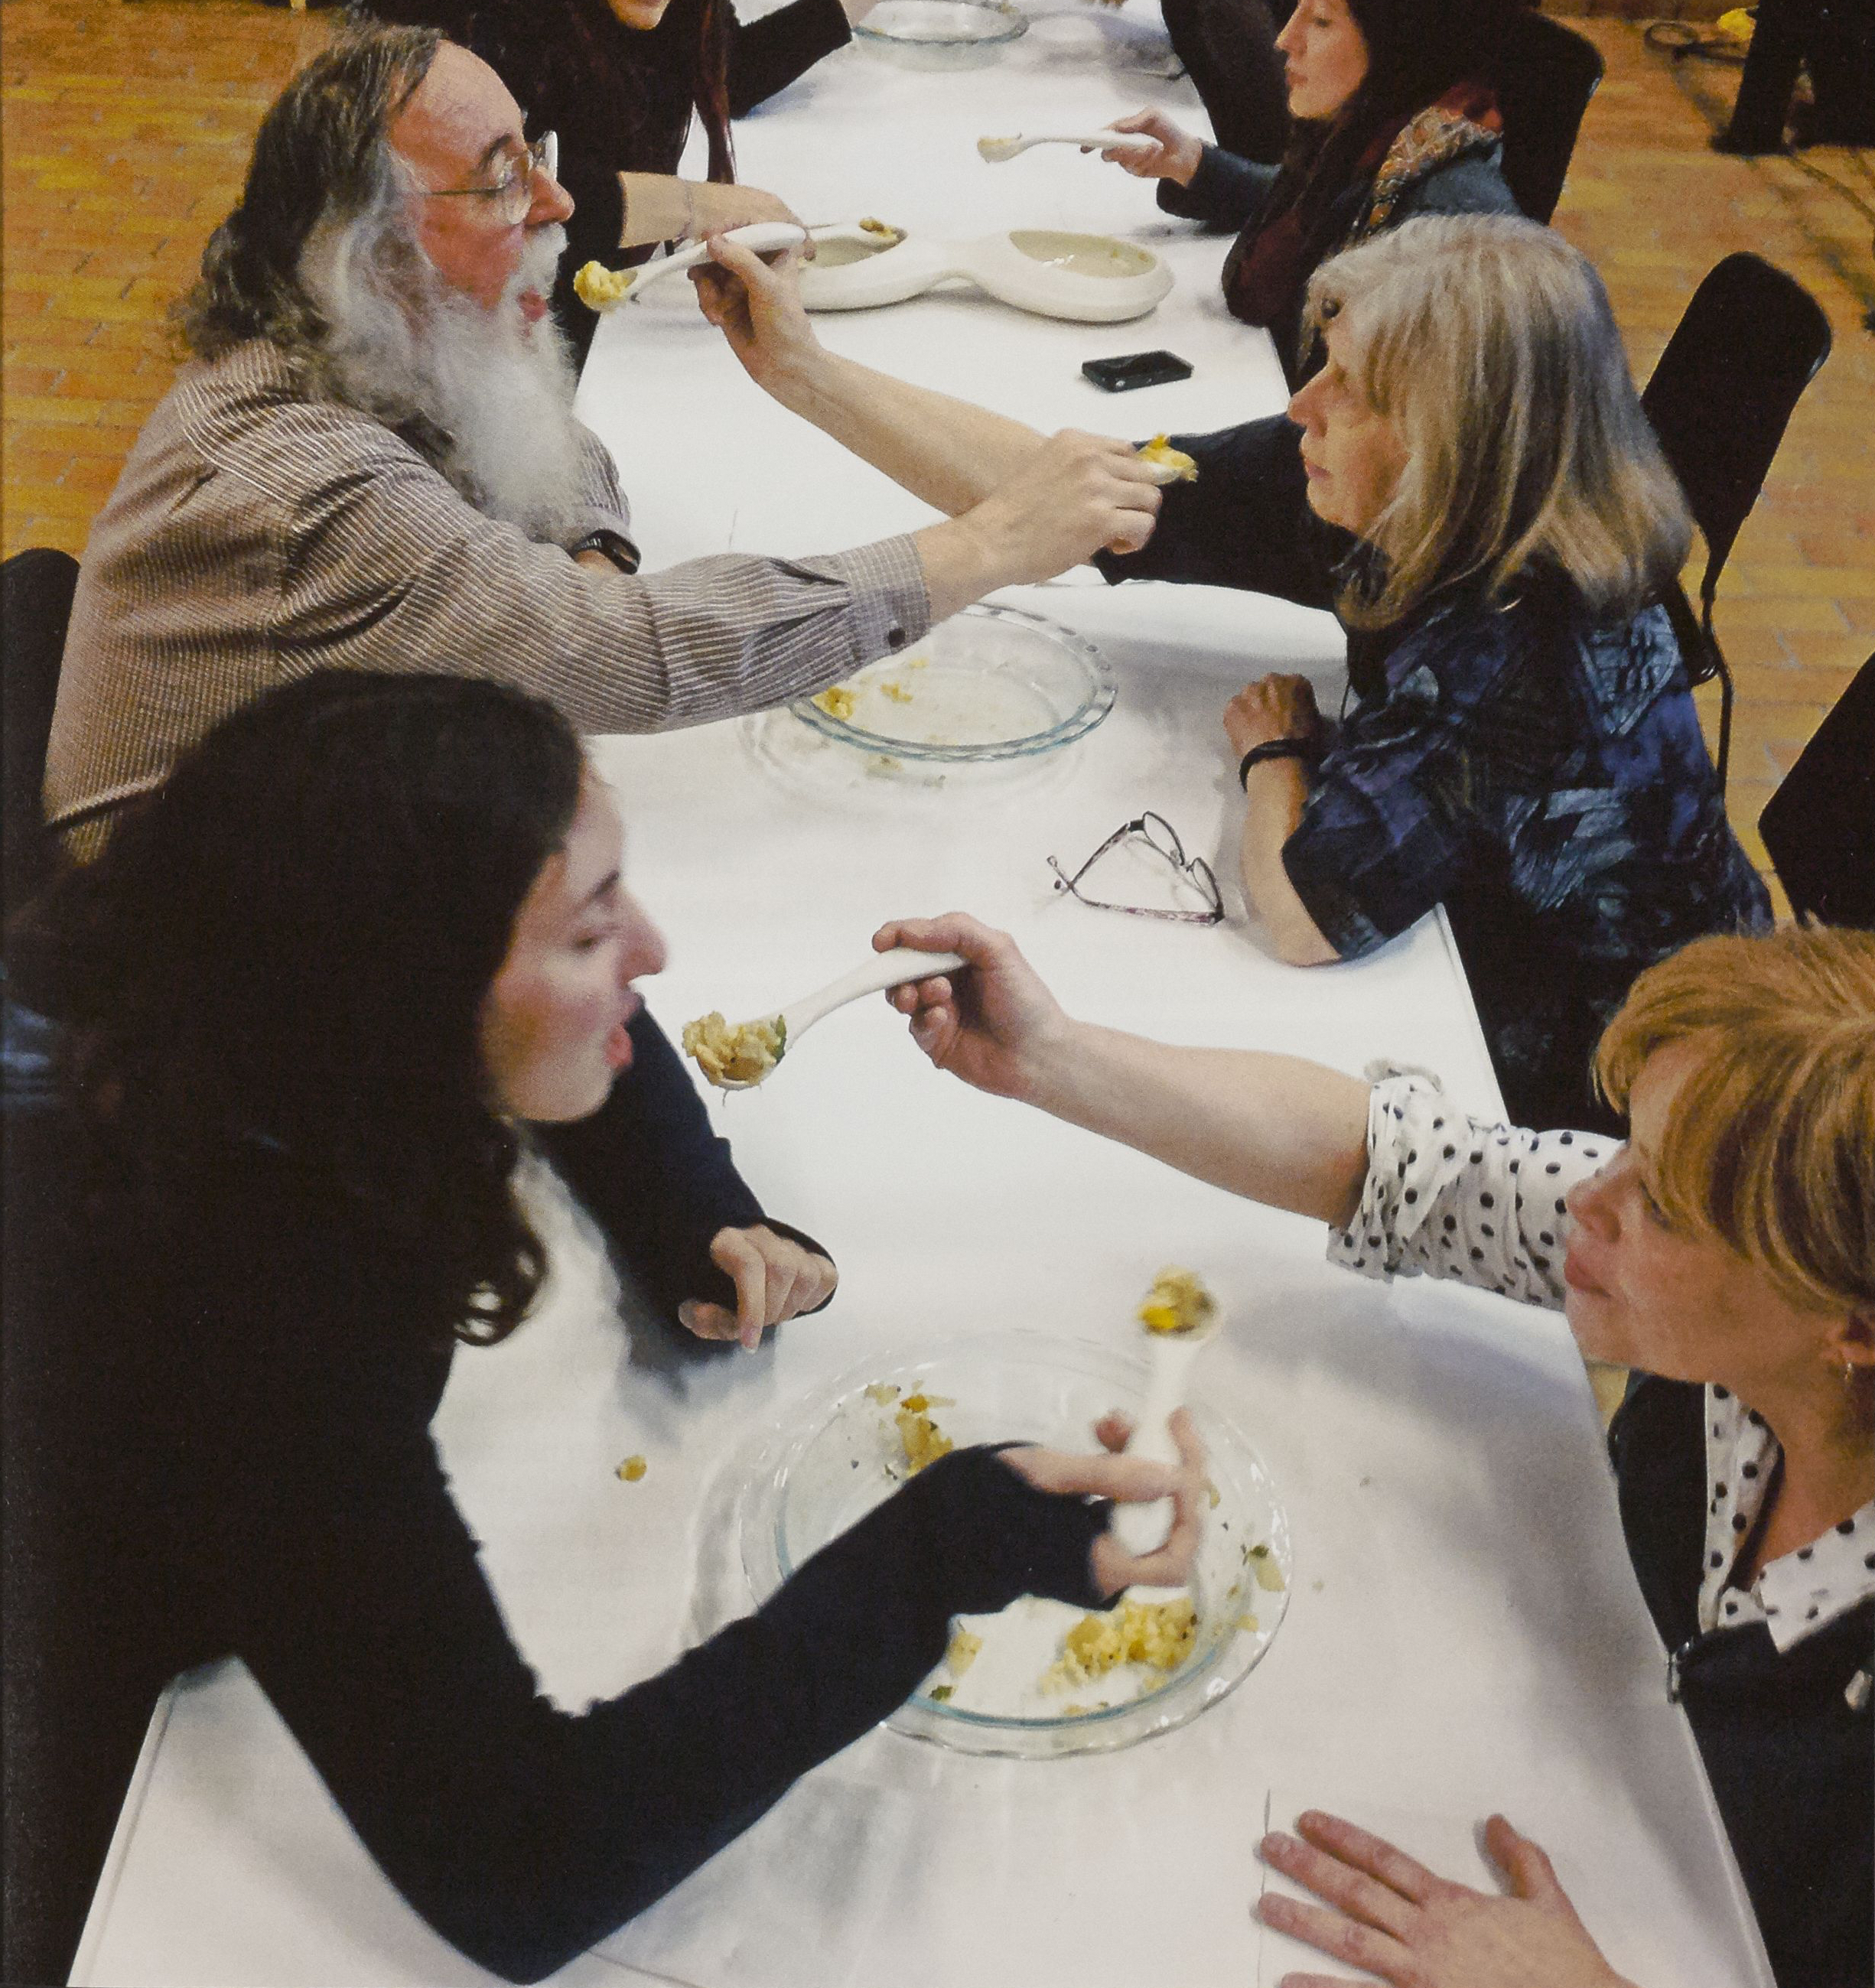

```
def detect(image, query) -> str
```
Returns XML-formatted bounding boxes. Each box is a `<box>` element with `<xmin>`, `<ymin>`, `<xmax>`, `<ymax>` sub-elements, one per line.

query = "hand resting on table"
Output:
<box><xmin>1258</xmin><ymin>1811</ymin><xmax>1639</xmax><ymax>1988</ymax></box>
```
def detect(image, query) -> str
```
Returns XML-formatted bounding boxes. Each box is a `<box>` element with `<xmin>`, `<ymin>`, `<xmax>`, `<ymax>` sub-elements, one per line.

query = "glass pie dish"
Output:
<box><xmin>735</xmin><ymin>1332</ymin><xmax>1293</xmax><ymax>1758</ymax></box>
<box><xmin>789</xmin><ymin>604</ymin><xmax>1116</xmax><ymax>764</ymax></box>
<box><xmin>854</xmin><ymin>0</ymin><xmax>1028</xmax><ymax>46</ymax></box>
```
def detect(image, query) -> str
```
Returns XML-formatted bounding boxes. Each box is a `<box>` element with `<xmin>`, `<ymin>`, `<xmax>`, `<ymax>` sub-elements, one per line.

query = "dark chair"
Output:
<box><xmin>2</xmin><ymin>548</ymin><xmax>79</xmax><ymax>927</ymax></box>
<box><xmin>1758</xmin><ymin>655</ymin><xmax>1875</xmax><ymax>929</ymax></box>
<box><xmin>1491</xmin><ymin>11</ymin><xmax>1604</xmax><ymax>224</ymax></box>
<box><xmin>1640</xmin><ymin>253</ymin><xmax>1832</xmax><ymax>790</ymax></box>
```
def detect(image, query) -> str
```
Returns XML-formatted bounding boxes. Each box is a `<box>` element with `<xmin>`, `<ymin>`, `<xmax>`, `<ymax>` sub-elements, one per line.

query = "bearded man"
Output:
<box><xmin>45</xmin><ymin>23</ymin><xmax>1160</xmax><ymax>851</ymax></box>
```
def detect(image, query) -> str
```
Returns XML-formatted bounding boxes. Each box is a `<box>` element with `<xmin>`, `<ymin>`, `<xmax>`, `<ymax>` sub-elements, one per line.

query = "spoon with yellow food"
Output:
<box><xmin>1113</xmin><ymin>1267</ymin><xmax>1219</xmax><ymax>1562</ymax></box>
<box><xmin>684</xmin><ymin>946</ymin><xmax>968</xmax><ymax>1092</ymax></box>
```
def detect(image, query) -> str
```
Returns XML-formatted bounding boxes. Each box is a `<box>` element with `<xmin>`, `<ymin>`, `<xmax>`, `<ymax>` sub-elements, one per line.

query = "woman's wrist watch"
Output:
<box><xmin>1238</xmin><ymin>737</ymin><xmax>1320</xmax><ymax>789</ymax></box>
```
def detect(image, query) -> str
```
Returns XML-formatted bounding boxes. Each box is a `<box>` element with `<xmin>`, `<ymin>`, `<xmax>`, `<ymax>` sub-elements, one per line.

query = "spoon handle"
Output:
<box><xmin>628</xmin><ymin>221</ymin><xmax>808</xmax><ymax>298</ymax></box>
<box><xmin>780</xmin><ymin>947</ymin><xmax>968</xmax><ymax>1040</ymax></box>
<box><xmin>1033</xmin><ymin>131</ymin><xmax>1157</xmax><ymax>152</ymax></box>
<box><xmin>1112</xmin><ymin>1332</ymin><xmax>1207</xmax><ymax>1557</ymax></box>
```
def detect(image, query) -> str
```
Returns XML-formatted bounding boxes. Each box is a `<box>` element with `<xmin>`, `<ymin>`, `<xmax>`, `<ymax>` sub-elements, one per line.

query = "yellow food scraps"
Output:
<box><xmin>946</xmin><ymin>1627</ymin><xmax>983</xmax><ymax>1677</ymax></box>
<box><xmin>1138</xmin><ymin>1266</ymin><xmax>1217</xmax><ymax>1336</ymax></box>
<box><xmin>897</xmin><ymin>1394</ymin><xmax>955</xmax><ymax>1474</ymax></box>
<box><xmin>813</xmin><ymin>684</ymin><xmax>858</xmax><ymax>721</ymax></box>
<box><xmin>1235</xmin><ymin>1612</ymin><xmax>1261</xmax><ymax>1635</ymax></box>
<box><xmin>929</xmin><ymin>1684</ymin><xmax>954</xmax><ymax>1701</ymax></box>
<box><xmin>682</xmin><ymin>1012</ymin><xmax>785</xmax><ymax>1088</ymax></box>
<box><xmin>864</xmin><ymin>1381</ymin><xmax>901</xmax><ymax>1405</ymax></box>
<box><xmin>1043</xmin><ymin>1595</ymin><xmax>1196</xmax><ymax>1691</ymax></box>
<box><xmin>1136</xmin><ymin>434</ymin><xmax>1200</xmax><ymax>483</ymax></box>
<box><xmin>1249</xmin><ymin>1542</ymin><xmax>1287</xmax><ymax>1592</ymax></box>
<box><xmin>573</xmin><ymin>261</ymin><xmax>636</xmax><ymax>311</ymax></box>
<box><xmin>616</xmin><ymin>1455</ymin><xmax>648</xmax><ymax>1482</ymax></box>
<box><xmin>880</xmin><ymin>681</ymin><xmax>913</xmax><ymax>704</ymax></box>
<box><xmin>858</xmin><ymin>215</ymin><xmax>904</xmax><ymax>242</ymax></box>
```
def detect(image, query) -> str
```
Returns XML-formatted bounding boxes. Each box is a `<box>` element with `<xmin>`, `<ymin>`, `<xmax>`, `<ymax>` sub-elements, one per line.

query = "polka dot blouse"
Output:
<box><xmin>1330</xmin><ymin>1064</ymin><xmax>1875</xmax><ymax>1651</ymax></box>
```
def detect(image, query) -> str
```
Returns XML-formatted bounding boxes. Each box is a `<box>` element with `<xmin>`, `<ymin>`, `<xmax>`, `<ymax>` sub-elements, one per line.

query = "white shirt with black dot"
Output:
<box><xmin>1330</xmin><ymin>1064</ymin><xmax>1875</xmax><ymax>1653</ymax></box>
<box><xmin>1700</xmin><ymin>1391</ymin><xmax>1873</xmax><ymax>1651</ymax></box>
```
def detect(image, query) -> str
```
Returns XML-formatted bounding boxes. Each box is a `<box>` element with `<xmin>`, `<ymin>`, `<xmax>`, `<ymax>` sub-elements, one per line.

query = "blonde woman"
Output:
<box><xmin>872</xmin><ymin>913</ymin><xmax>1874</xmax><ymax>1988</ymax></box>
<box><xmin>1187</xmin><ymin>216</ymin><xmax>1769</xmax><ymax>1131</ymax></box>
<box><xmin>692</xmin><ymin>214</ymin><xmax>1767</xmax><ymax>1132</ymax></box>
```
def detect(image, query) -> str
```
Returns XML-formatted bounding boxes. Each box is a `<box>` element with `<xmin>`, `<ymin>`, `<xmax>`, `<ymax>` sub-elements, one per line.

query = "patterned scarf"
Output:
<box><xmin>1223</xmin><ymin>81</ymin><xmax>1503</xmax><ymax>336</ymax></box>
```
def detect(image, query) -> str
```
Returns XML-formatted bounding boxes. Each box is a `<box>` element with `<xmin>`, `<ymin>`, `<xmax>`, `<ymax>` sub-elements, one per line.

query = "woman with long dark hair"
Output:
<box><xmin>369</xmin><ymin>0</ymin><xmax>877</xmax><ymax>360</ymax></box>
<box><xmin>1</xmin><ymin>671</ymin><xmax>1204</xmax><ymax>1986</ymax></box>
<box><xmin>1102</xmin><ymin>0</ymin><xmax>1521</xmax><ymax>384</ymax></box>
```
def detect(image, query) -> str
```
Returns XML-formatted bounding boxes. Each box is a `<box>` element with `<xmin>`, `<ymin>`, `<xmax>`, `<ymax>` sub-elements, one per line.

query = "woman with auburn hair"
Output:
<box><xmin>874</xmin><ymin>912</ymin><xmax>1875</xmax><ymax>1988</ymax></box>
<box><xmin>0</xmin><ymin>672</ymin><xmax>1205</xmax><ymax>1988</ymax></box>
<box><xmin>366</xmin><ymin>0</ymin><xmax>878</xmax><ymax>361</ymax></box>
<box><xmin>1099</xmin><ymin>0</ymin><xmax>1522</xmax><ymax>384</ymax></box>
<box><xmin>689</xmin><ymin>213</ymin><xmax>1768</xmax><ymax>1131</ymax></box>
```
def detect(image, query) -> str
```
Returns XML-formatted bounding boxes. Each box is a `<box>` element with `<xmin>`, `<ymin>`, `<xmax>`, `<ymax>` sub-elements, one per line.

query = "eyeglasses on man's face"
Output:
<box><xmin>416</xmin><ymin>131</ymin><xmax>558</xmax><ymax>228</ymax></box>
<box><xmin>1047</xmin><ymin>812</ymin><xmax>1225</xmax><ymax>925</ymax></box>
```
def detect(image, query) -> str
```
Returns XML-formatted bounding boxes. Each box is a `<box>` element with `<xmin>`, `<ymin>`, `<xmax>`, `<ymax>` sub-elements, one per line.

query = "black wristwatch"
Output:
<box><xmin>1238</xmin><ymin>737</ymin><xmax>1320</xmax><ymax>789</ymax></box>
<box><xmin>570</xmin><ymin>529</ymin><xmax>641</xmax><ymax>575</ymax></box>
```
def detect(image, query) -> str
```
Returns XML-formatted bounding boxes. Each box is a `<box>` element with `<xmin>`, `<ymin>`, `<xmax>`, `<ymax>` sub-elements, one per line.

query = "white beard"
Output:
<box><xmin>304</xmin><ymin>220</ymin><xmax>591</xmax><ymax>545</ymax></box>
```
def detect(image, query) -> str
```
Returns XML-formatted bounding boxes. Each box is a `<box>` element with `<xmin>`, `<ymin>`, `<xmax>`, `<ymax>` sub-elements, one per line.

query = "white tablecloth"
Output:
<box><xmin>73</xmin><ymin>11</ymin><xmax>1774</xmax><ymax>1988</ymax></box>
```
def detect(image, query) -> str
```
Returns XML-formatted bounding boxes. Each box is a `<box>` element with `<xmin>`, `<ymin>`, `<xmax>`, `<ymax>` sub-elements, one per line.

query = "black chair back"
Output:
<box><xmin>1491</xmin><ymin>11</ymin><xmax>1603</xmax><ymax>224</ymax></box>
<box><xmin>1641</xmin><ymin>253</ymin><xmax>1832</xmax><ymax>787</ymax></box>
<box><xmin>2</xmin><ymin>548</ymin><xmax>79</xmax><ymax>926</ymax></box>
<box><xmin>1759</xmin><ymin>656</ymin><xmax>1875</xmax><ymax>929</ymax></box>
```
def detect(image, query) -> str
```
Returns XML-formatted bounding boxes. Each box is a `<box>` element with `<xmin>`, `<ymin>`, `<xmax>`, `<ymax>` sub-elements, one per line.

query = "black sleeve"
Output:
<box><xmin>1155</xmin><ymin>145</ymin><xmax>1278</xmax><ymax>229</ymax></box>
<box><xmin>531</xmin><ymin>1005</ymin><xmax>829</xmax><ymax>1317</ymax></box>
<box><xmin>1094</xmin><ymin>412</ymin><xmax>1342</xmax><ymax>607</ymax></box>
<box><xmin>725</xmin><ymin>0</ymin><xmax>852</xmax><ymax>116</ymax></box>
<box><xmin>220</xmin><ymin>1420</ymin><xmax>1109</xmax><ymax>1984</ymax></box>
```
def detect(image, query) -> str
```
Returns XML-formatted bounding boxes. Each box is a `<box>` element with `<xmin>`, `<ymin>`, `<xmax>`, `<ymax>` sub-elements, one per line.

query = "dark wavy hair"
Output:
<box><xmin>179</xmin><ymin>23</ymin><xmax>441</xmax><ymax>362</ymax></box>
<box><xmin>15</xmin><ymin>672</ymin><xmax>587</xmax><ymax>1345</ymax></box>
<box><xmin>1268</xmin><ymin>0</ymin><xmax>1517</xmax><ymax>249</ymax></box>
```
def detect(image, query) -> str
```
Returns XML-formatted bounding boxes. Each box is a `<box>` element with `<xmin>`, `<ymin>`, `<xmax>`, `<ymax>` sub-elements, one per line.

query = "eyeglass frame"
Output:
<box><xmin>414</xmin><ymin>131</ymin><xmax>558</xmax><ymax>228</ymax></box>
<box><xmin>1047</xmin><ymin>812</ymin><xmax>1226</xmax><ymax>925</ymax></box>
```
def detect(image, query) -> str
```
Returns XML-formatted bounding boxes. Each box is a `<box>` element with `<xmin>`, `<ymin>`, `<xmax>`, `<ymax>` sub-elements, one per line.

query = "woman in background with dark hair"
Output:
<box><xmin>369</xmin><ymin>0</ymin><xmax>879</xmax><ymax>360</ymax></box>
<box><xmin>1</xmin><ymin>671</ymin><xmax>1204</xmax><ymax>1986</ymax></box>
<box><xmin>1101</xmin><ymin>0</ymin><xmax>1521</xmax><ymax>384</ymax></box>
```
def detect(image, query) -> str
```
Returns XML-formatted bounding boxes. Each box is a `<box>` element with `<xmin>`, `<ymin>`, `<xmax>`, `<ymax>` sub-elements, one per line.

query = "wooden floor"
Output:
<box><xmin>4</xmin><ymin>2</ymin><xmax>1870</xmax><ymax>890</ymax></box>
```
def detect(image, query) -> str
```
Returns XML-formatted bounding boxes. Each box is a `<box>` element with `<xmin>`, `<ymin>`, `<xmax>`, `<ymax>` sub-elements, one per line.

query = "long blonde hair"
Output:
<box><xmin>1305</xmin><ymin>215</ymin><xmax>1691</xmax><ymax>630</ymax></box>
<box><xmin>1595</xmin><ymin>926</ymin><xmax>1875</xmax><ymax>1319</ymax></box>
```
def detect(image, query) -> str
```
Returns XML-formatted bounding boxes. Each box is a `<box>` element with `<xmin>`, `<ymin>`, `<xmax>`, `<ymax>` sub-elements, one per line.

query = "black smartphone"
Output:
<box><xmin>1080</xmin><ymin>350</ymin><xmax>1194</xmax><ymax>392</ymax></box>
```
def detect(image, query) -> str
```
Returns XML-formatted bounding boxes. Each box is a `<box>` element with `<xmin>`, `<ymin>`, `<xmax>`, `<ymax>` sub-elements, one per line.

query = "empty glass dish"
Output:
<box><xmin>789</xmin><ymin>604</ymin><xmax>1116</xmax><ymax>763</ymax></box>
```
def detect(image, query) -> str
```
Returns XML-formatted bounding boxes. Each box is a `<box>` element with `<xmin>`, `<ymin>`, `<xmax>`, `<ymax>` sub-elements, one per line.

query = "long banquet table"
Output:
<box><xmin>73</xmin><ymin>8</ymin><xmax>1775</xmax><ymax>1986</ymax></box>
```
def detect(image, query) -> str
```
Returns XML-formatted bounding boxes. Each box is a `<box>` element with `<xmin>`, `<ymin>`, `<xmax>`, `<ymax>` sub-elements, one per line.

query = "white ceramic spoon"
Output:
<box><xmin>1112</xmin><ymin>1305</ymin><xmax>1220</xmax><ymax>1564</ymax></box>
<box><xmin>623</xmin><ymin>220</ymin><xmax>809</xmax><ymax>301</ymax></box>
<box><xmin>976</xmin><ymin>130</ymin><xmax>1156</xmax><ymax>161</ymax></box>
<box><xmin>705</xmin><ymin>946</ymin><xmax>968</xmax><ymax>1091</ymax></box>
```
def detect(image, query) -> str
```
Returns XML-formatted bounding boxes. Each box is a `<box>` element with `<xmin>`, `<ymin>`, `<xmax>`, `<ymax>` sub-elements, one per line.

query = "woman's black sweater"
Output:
<box><xmin>2</xmin><ymin>1004</ymin><xmax>1111</xmax><ymax>1985</ymax></box>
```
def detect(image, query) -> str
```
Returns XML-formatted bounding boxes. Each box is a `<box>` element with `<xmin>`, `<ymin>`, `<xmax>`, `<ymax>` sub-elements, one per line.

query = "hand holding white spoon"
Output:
<box><xmin>685</xmin><ymin>947</ymin><xmax>970</xmax><ymax>1091</ymax></box>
